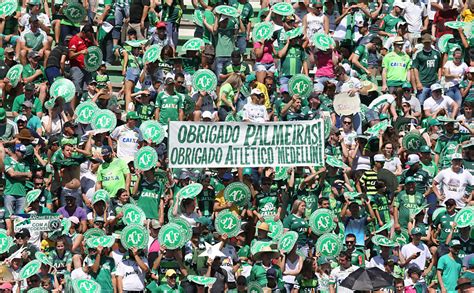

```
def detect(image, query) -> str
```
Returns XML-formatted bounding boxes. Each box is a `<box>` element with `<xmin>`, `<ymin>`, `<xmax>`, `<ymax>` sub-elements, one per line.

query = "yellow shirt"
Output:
<box><xmin>215</xmin><ymin>190</ymin><xmax>239</xmax><ymax>214</ymax></box>
<box><xmin>255</xmin><ymin>82</ymin><xmax>271</xmax><ymax>109</ymax></box>
<box><xmin>462</xmin><ymin>9</ymin><xmax>474</xmax><ymax>22</ymax></box>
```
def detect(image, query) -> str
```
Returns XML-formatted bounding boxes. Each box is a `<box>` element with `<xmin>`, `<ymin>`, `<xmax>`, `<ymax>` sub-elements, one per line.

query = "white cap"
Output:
<box><xmin>202</xmin><ymin>111</ymin><xmax>213</xmax><ymax>119</ymax></box>
<box><xmin>451</xmin><ymin>153</ymin><xmax>463</xmax><ymax>160</ymax></box>
<box><xmin>17</xmin><ymin>115</ymin><xmax>27</xmax><ymax>122</ymax></box>
<box><xmin>374</xmin><ymin>154</ymin><xmax>386</xmax><ymax>162</ymax></box>
<box><xmin>468</xmin><ymin>67</ymin><xmax>474</xmax><ymax>73</ymax></box>
<box><xmin>430</xmin><ymin>83</ymin><xmax>443</xmax><ymax>91</ymax></box>
<box><xmin>393</xmin><ymin>1</ymin><xmax>406</xmax><ymax>9</ymax></box>
<box><xmin>69</xmin><ymin>216</ymin><xmax>80</xmax><ymax>224</ymax></box>
<box><xmin>407</xmin><ymin>154</ymin><xmax>420</xmax><ymax>165</ymax></box>
<box><xmin>251</xmin><ymin>88</ymin><xmax>263</xmax><ymax>96</ymax></box>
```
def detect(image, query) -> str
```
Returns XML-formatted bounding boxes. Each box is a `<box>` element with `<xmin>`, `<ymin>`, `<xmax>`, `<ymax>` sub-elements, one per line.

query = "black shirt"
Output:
<box><xmin>46</xmin><ymin>45</ymin><xmax>69</xmax><ymax>68</ymax></box>
<box><xmin>0</xmin><ymin>59</ymin><xmax>17</xmax><ymax>79</ymax></box>
<box><xmin>129</xmin><ymin>0</ymin><xmax>150</xmax><ymax>23</ymax></box>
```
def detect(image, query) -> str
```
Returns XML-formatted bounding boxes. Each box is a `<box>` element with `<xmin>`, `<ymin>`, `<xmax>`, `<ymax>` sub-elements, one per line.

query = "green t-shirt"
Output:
<box><xmin>380</xmin><ymin>14</ymin><xmax>403</xmax><ymax>34</ymax></box>
<box><xmin>437</xmin><ymin>254</ymin><xmax>462</xmax><ymax>292</ymax></box>
<box><xmin>295</xmin><ymin>275</ymin><xmax>318</xmax><ymax>293</ymax></box>
<box><xmin>435</xmin><ymin>133</ymin><xmax>470</xmax><ymax>169</ymax></box>
<box><xmin>400</xmin><ymin>169</ymin><xmax>432</xmax><ymax>194</ymax></box>
<box><xmin>85</xmin><ymin>256</ymin><xmax>116</xmax><ymax>293</ymax></box>
<box><xmin>97</xmin><ymin>0</ymin><xmax>115</xmax><ymax>21</ymax></box>
<box><xmin>393</xmin><ymin>191</ymin><xmax>426</xmax><ymax>227</ymax></box>
<box><xmin>202</xmin><ymin>10</ymin><xmax>215</xmax><ymax>45</ymax></box>
<box><xmin>371</xmin><ymin>193</ymin><xmax>391</xmax><ymax>226</ymax></box>
<box><xmin>411</xmin><ymin>48</ymin><xmax>441</xmax><ymax>86</ymax></box>
<box><xmin>161</xmin><ymin>0</ymin><xmax>183</xmax><ymax>23</ymax></box>
<box><xmin>137</xmin><ymin>178</ymin><xmax>164</xmax><ymax>220</ymax></box>
<box><xmin>92</xmin><ymin>72</ymin><xmax>110</xmax><ymax>89</ymax></box>
<box><xmin>255</xmin><ymin>191</ymin><xmax>279</xmax><ymax>217</ymax></box>
<box><xmin>4</xmin><ymin>155</ymin><xmax>30</xmax><ymax>197</ymax></box>
<box><xmin>434</xmin><ymin>211</ymin><xmax>458</xmax><ymax>244</ymax></box>
<box><xmin>153</xmin><ymin>283</ymin><xmax>185</xmax><ymax>293</ymax></box>
<box><xmin>22</xmin><ymin>30</ymin><xmax>45</xmax><ymax>51</ymax></box>
<box><xmin>280</xmin><ymin>45</ymin><xmax>306</xmax><ymax>77</ymax></box>
<box><xmin>22</xmin><ymin>63</ymin><xmax>46</xmax><ymax>84</ymax></box>
<box><xmin>156</xmin><ymin>91</ymin><xmax>184</xmax><ymax>125</ymax></box>
<box><xmin>96</xmin><ymin>158</ymin><xmax>130</xmax><ymax>197</ymax></box>
<box><xmin>218</xmin><ymin>83</ymin><xmax>235</xmax><ymax>108</ymax></box>
<box><xmin>283</xmin><ymin>213</ymin><xmax>308</xmax><ymax>245</ymax></box>
<box><xmin>229</xmin><ymin>0</ymin><xmax>253</xmax><ymax>36</ymax></box>
<box><xmin>420</xmin><ymin>159</ymin><xmax>438</xmax><ymax>178</ymax></box>
<box><xmin>382</xmin><ymin>51</ymin><xmax>411</xmax><ymax>86</ymax></box>
<box><xmin>215</xmin><ymin>25</ymin><xmax>236</xmax><ymax>58</ymax></box>
<box><xmin>249</xmin><ymin>263</ymin><xmax>283</xmax><ymax>288</ymax></box>
<box><xmin>353</xmin><ymin>44</ymin><xmax>369</xmax><ymax>75</ymax></box>
<box><xmin>11</xmin><ymin>94</ymin><xmax>43</xmax><ymax>115</ymax></box>
<box><xmin>297</xmin><ymin>186</ymin><xmax>321</xmax><ymax>219</ymax></box>
<box><xmin>48</xmin><ymin>250</ymin><xmax>73</xmax><ymax>273</ymax></box>
<box><xmin>136</xmin><ymin>103</ymin><xmax>156</xmax><ymax>123</ymax></box>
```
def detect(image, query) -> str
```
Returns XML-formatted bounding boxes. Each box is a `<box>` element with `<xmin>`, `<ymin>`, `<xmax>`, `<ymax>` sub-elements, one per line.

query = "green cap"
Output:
<box><xmin>317</xmin><ymin>256</ymin><xmax>330</xmax><ymax>265</ymax></box>
<box><xmin>427</xmin><ymin>117</ymin><xmax>441</xmax><ymax>127</ymax></box>
<box><xmin>405</xmin><ymin>176</ymin><xmax>416</xmax><ymax>184</ymax></box>
<box><xmin>402</xmin><ymin>82</ymin><xmax>412</xmax><ymax>89</ymax></box>
<box><xmin>126</xmin><ymin>111</ymin><xmax>139</xmax><ymax>120</ymax></box>
<box><xmin>419</xmin><ymin>145</ymin><xmax>431</xmax><ymax>153</ymax></box>
<box><xmin>379</xmin><ymin>113</ymin><xmax>389</xmax><ymax>120</ymax></box>
<box><xmin>242</xmin><ymin>167</ymin><xmax>252</xmax><ymax>176</ymax></box>
<box><xmin>410</xmin><ymin>226</ymin><xmax>426</xmax><ymax>236</ymax></box>
<box><xmin>0</xmin><ymin>108</ymin><xmax>6</xmax><ymax>120</ymax></box>
<box><xmin>449</xmin><ymin>239</ymin><xmax>462</xmax><ymax>247</ymax></box>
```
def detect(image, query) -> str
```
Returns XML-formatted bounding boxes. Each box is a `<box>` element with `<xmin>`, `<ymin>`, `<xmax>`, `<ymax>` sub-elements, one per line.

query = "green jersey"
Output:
<box><xmin>136</xmin><ymin>103</ymin><xmax>156</xmax><ymax>123</ymax></box>
<box><xmin>137</xmin><ymin>178</ymin><xmax>164</xmax><ymax>220</ymax></box>
<box><xmin>96</xmin><ymin>158</ymin><xmax>130</xmax><ymax>198</ymax></box>
<box><xmin>22</xmin><ymin>63</ymin><xmax>46</xmax><ymax>84</ymax></box>
<box><xmin>353</xmin><ymin>44</ymin><xmax>369</xmax><ymax>75</ymax></box>
<box><xmin>4</xmin><ymin>155</ymin><xmax>30</xmax><ymax>197</ymax></box>
<box><xmin>295</xmin><ymin>275</ymin><xmax>318</xmax><ymax>293</ymax></box>
<box><xmin>11</xmin><ymin>94</ymin><xmax>42</xmax><ymax>115</ymax></box>
<box><xmin>437</xmin><ymin>254</ymin><xmax>462</xmax><ymax>292</ymax></box>
<box><xmin>283</xmin><ymin>214</ymin><xmax>308</xmax><ymax>245</ymax></box>
<box><xmin>156</xmin><ymin>91</ymin><xmax>184</xmax><ymax>125</ymax></box>
<box><xmin>221</xmin><ymin>62</ymin><xmax>251</xmax><ymax>77</ymax></box>
<box><xmin>97</xmin><ymin>0</ymin><xmax>115</xmax><ymax>21</ymax></box>
<box><xmin>393</xmin><ymin>191</ymin><xmax>426</xmax><ymax>227</ymax></box>
<box><xmin>297</xmin><ymin>186</ymin><xmax>321</xmax><ymax>219</ymax></box>
<box><xmin>380</xmin><ymin>14</ymin><xmax>403</xmax><ymax>34</ymax></box>
<box><xmin>22</xmin><ymin>30</ymin><xmax>45</xmax><ymax>51</ymax></box>
<box><xmin>249</xmin><ymin>263</ymin><xmax>283</xmax><ymax>289</ymax></box>
<box><xmin>161</xmin><ymin>0</ymin><xmax>183</xmax><ymax>23</ymax></box>
<box><xmin>411</xmin><ymin>48</ymin><xmax>441</xmax><ymax>86</ymax></box>
<box><xmin>153</xmin><ymin>283</ymin><xmax>185</xmax><ymax>293</ymax></box>
<box><xmin>435</xmin><ymin>133</ymin><xmax>470</xmax><ymax>169</ymax></box>
<box><xmin>229</xmin><ymin>0</ymin><xmax>253</xmax><ymax>36</ymax></box>
<box><xmin>400</xmin><ymin>169</ymin><xmax>432</xmax><ymax>194</ymax></box>
<box><xmin>434</xmin><ymin>211</ymin><xmax>458</xmax><ymax>244</ymax></box>
<box><xmin>280</xmin><ymin>45</ymin><xmax>306</xmax><ymax>77</ymax></box>
<box><xmin>382</xmin><ymin>51</ymin><xmax>411</xmax><ymax>87</ymax></box>
<box><xmin>215</xmin><ymin>24</ymin><xmax>236</xmax><ymax>58</ymax></box>
<box><xmin>85</xmin><ymin>256</ymin><xmax>116</xmax><ymax>293</ymax></box>
<box><xmin>255</xmin><ymin>191</ymin><xmax>280</xmax><ymax>217</ymax></box>
<box><xmin>420</xmin><ymin>160</ymin><xmax>438</xmax><ymax>178</ymax></box>
<box><xmin>48</xmin><ymin>250</ymin><xmax>72</xmax><ymax>273</ymax></box>
<box><xmin>371</xmin><ymin>193</ymin><xmax>391</xmax><ymax>226</ymax></box>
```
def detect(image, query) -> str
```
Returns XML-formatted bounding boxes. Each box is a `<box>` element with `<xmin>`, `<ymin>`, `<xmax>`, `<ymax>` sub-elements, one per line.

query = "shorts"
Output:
<box><xmin>126</xmin><ymin>67</ymin><xmax>141</xmax><ymax>83</ymax></box>
<box><xmin>254</xmin><ymin>62</ymin><xmax>276</xmax><ymax>73</ymax></box>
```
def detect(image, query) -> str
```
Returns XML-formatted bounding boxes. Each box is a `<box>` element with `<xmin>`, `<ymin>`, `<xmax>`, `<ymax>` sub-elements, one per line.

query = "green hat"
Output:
<box><xmin>245</xmin><ymin>73</ymin><xmax>256</xmax><ymax>84</ymax></box>
<box><xmin>419</xmin><ymin>145</ymin><xmax>431</xmax><ymax>153</ymax></box>
<box><xmin>242</xmin><ymin>167</ymin><xmax>252</xmax><ymax>176</ymax></box>
<box><xmin>126</xmin><ymin>111</ymin><xmax>139</xmax><ymax>120</ymax></box>
<box><xmin>0</xmin><ymin>108</ymin><xmax>6</xmax><ymax>120</ymax></box>
<box><xmin>29</xmin><ymin>0</ymin><xmax>41</xmax><ymax>5</ymax></box>
<box><xmin>317</xmin><ymin>256</ymin><xmax>330</xmax><ymax>265</ymax></box>
<box><xmin>379</xmin><ymin>113</ymin><xmax>389</xmax><ymax>120</ymax></box>
<box><xmin>449</xmin><ymin>239</ymin><xmax>462</xmax><ymax>247</ymax></box>
<box><xmin>312</xmin><ymin>0</ymin><xmax>323</xmax><ymax>5</ymax></box>
<box><xmin>92</xmin><ymin>190</ymin><xmax>110</xmax><ymax>205</ymax></box>
<box><xmin>402</xmin><ymin>82</ymin><xmax>412</xmax><ymax>89</ymax></box>
<box><xmin>405</xmin><ymin>176</ymin><xmax>416</xmax><ymax>184</ymax></box>
<box><xmin>410</xmin><ymin>226</ymin><xmax>426</xmax><ymax>236</ymax></box>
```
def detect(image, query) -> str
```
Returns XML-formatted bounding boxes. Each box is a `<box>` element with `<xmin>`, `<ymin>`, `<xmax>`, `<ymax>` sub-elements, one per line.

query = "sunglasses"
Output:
<box><xmin>345</xmin><ymin>240</ymin><xmax>355</xmax><ymax>244</ymax></box>
<box><xmin>314</xmin><ymin>6</ymin><xmax>323</xmax><ymax>9</ymax></box>
<box><xmin>343</xmin><ymin>121</ymin><xmax>352</xmax><ymax>124</ymax></box>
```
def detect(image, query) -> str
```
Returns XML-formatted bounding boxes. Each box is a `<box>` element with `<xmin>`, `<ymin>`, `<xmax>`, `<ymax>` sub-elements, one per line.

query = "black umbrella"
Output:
<box><xmin>340</xmin><ymin>267</ymin><xmax>394</xmax><ymax>291</ymax></box>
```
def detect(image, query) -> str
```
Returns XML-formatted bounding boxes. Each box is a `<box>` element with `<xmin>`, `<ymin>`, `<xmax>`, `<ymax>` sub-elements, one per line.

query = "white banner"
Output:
<box><xmin>168</xmin><ymin>120</ymin><xmax>325</xmax><ymax>168</ymax></box>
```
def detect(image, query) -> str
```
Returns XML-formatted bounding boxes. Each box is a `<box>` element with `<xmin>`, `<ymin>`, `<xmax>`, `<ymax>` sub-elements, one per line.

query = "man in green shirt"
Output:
<box><xmin>11</xmin><ymin>83</ymin><xmax>43</xmax><ymax>118</ymax></box>
<box><xmin>277</xmin><ymin>35</ymin><xmax>308</xmax><ymax>90</ymax></box>
<box><xmin>350</xmin><ymin>36</ymin><xmax>382</xmax><ymax>78</ymax></box>
<box><xmin>96</xmin><ymin>145</ymin><xmax>131</xmax><ymax>197</ymax></box>
<box><xmin>434</xmin><ymin>120</ymin><xmax>470</xmax><ymax>169</ymax></box>
<box><xmin>378</xmin><ymin>1</ymin><xmax>405</xmax><ymax>37</ymax></box>
<box><xmin>412</xmin><ymin>33</ymin><xmax>442</xmax><ymax>104</ymax></box>
<box><xmin>400</xmin><ymin>154</ymin><xmax>432</xmax><ymax>196</ymax></box>
<box><xmin>155</xmin><ymin>269</ymin><xmax>185</xmax><ymax>293</ymax></box>
<box><xmin>3</xmin><ymin>144</ymin><xmax>32</xmax><ymax>214</ymax></box>
<box><xmin>382</xmin><ymin>36</ymin><xmax>411</xmax><ymax>93</ymax></box>
<box><xmin>393</xmin><ymin>176</ymin><xmax>426</xmax><ymax>230</ymax></box>
<box><xmin>155</xmin><ymin>76</ymin><xmax>184</xmax><ymax>125</ymax></box>
<box><xmin>433</xmin><ymin>199</ymin><xmax>458</xmax><ymax>248</ymax></box>
<box><xmin>0</xmin><ymin>108</ymin><xmax>17</xmax><ymax>144</ymax></box>
<box><xmin>230</xmin><ymin>0</ymin><xmax>253</xmax><ymax>54</ymax></box>
<box><xmin>133</xmin><ymin>169</ymin><xmax>165</xmax><ymax>221</ymax></box>
<box><xmin>85</xmin><ymin>245</ymin><xmax>116</xmax><ymax>293</ymax></box>
<box><xmin>437</xmin><ymin>239</ymin><xmax>463</xmax><ymax>292</ymax></box>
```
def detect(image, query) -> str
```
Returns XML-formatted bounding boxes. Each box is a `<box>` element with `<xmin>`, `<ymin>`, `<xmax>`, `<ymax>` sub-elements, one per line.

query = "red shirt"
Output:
<box><xmin>433</xmin><ymin>9</ymin><xmax>458</xmax><ymax>38</ymax></box>
<box><xmin>68</xmin><ymin>34</ymin><xmax>93</xmax><ymax>69</ymax></box>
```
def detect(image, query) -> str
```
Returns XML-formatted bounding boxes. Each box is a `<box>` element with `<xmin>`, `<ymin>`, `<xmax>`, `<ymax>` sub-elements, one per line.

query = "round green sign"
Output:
<box><xmin>72</xmin><ymin>279</ymin><xmax>101</xmax><ymax>293</ymax></box>
<box><xmin>288</xmin><ymin>74</ymin><xmax>312</xmax><ymax>99</ymax></box>
<box><xmin>312</xmin><ymin>32</ymin><xmax>335</xmax><ymax>51</ymax></box>
<box><xmin>256</xmin><ymin>217</ymin><xmax>284</xmax><ymax>240</ymax></box>
<box><xmin>158</xmin><ymin>223</ymin><xmax>186</xmax><ymax>249</ymax></box>
<box><xmin>0</xmin><ymin>229</ymin><xmax>13</xmax><ymax>254</ymax></box>
<box><xmin>177</xmin><ymin>183</ymin><xmax>203</xmax><ymax>199</ymax></box>
<box><xmin>391</xmin><ymin>229</ymin><xmax>410</xmax><ymax>246</ymax></box>
<box><xmin>214</xmin><ymin>5</ymin><xmax>240</xmax><ymax>18</ymax></box>
<box><xmin>6</xmin><ymin>64</ymin><xmax>23</xmax><ymax>88</ymax></box>
<box><xmin>192</xmin><ymin>69</ymin><xmax>217</xmax><ymax>92</ymax></box>
<box><xmin>0</xmin><ymin>0</ymin><xmax>17</xmax><ymax>17</ymax></box>
<box><xmin>143</xmin><ymin>44</ymin><xmax>161</xmax><ymax>63</ymax></box>
<box><xmin>438</xmin><ymin>34</ymin><xmax>453</xmax><ymax>53</ymax></box>
<box><xmin>181</xmin><ymin>38</ymin><xmax>204</xmax><ymax>52</ymax></box>
<box><xmin>50</xmin><ymin>77</ymin><xmax>76</xmax><ymax>102</ymax></box>
<box><xmin>193</xmin><ymin>10</ymin><xmax>203</xmax><ymax>26</ymax></box>
<box><xmin>309</xmin><ymin>209</ymin><xmax>336</xmax><ymax>235</ymax></box>
<box><xmin>215</xmin><ymin>210</ymin><xmax>241</xmax><ymax>237</ymax></box>
<box><xmin>402</xmin><ymin>132</ymin><xmax>426</xmax><ymax>153</ymax></box>
<box><xmin>35</xmin><ymin>251</ymin><xmax>53</xmax><ymax>266</ymax></box>
<box><xmin>455</xmin><ymin>206</ymin><xmax>474</xmax><ymax>228</ymax></box>
<box><xmin>224</xmin><ymin>182</ymin><xmax>250</xmax><ymax>206</ymax></box>
<box><xmin>274</xmin><ymin>166</ymin><xmax>289</xmax><ymax>181</ymax></box>
<box><xmin>83</xmin><ymin>228</ymin><xmax>106</xmax><ymax>239</ymax></box>
<box><xmin>252</xmin><ymin>22</ymin><xmax>274</xmax><ymax>42</ymax></box>
<box><xmin>372</xmin><ymin>235</ymin><xmax>397</xmax><ymax>247</ymax></box>
<box><xmin>365</xmin><ymin>120</ymin><xmax>390</xmax><ymax>136</ymax></box>
<box><xmin>374</xmin><ymin>219</ymin><xmax>393</xmax><ymax>234</ymax></box>
<box><xmin>122</xmin><ymin>204</ymin><xmax>146</xmax><ymax>226</ymax></box>
<box><xmin>75</xmin><ymin>101</ymin><xmax>98</xmax><ymax>124</ymax></box>
<box><xmin>134</xmin><ymin>146</ymin><xmax>158</xmax><ymax>171</ymax></box>
<box><xmin>121</xmin><ymin>224</ymin><xmax>148</xmax><ymax>250</ymax></box>
<box><xmin>250</xmin><ymin>240</ymin><xmax>272</xmax><ymax>256</ymax></box>
<box><xmin>19</xmin><ymin>260</ymin><xmax>41</xmax><ymax>280</ymax></box>
<box><xmin>27</xmin><ymin>288</ymin><xmax>48</xmax><ymax>293</ymax></box>
<box><xmin>86</xmin><ymin>235</ymin><xmax>115</xmax><ymax>248</ymax></box>
<box><xmin>272</xmin><ymin>2</ymin><xmax>294</xmax><ymax>16</ymax></box>
<box><xmin>315</xmin><ymin>233</ymin><xmax>342</xmax><ymax>258</ymax></box>
<box><xmin>140</xmin><ymin>120</ymin><xmax>165</xmax><ymax>144</ymax></box>
<box><xmin>25</xmin><ymin>189</ymin><xmax>42</xmax><ymax>207</ymax></box>
<box><xmin>125</xmin><ymin>39</ymin><xmax>148</xmax><ymax>47</ymax></box>
<box><xmin>84</xmin><ymin>46</ymin><xmax>103</xmax><ymax>72</ymax></box>
<box><xmin>170</xmin><ymin>217</ymin><xmax>192</xmax><ymax>243</ymax></box>
<box><xmin>278</xmin><ymin>231</ymin><xmax>298</xmax><ymax>253</ymax></box>
<box><xmin>326</xmin><ymin>155</ymin><xmax>345</xmax><ymax>169</ymax></box>
<box><xmin>285</xmin><ymin>27</ymin><xmax>303</xmax><ymax>40</ymax></box>
<box><xmin>445</xmin><ymin>21</ymin><xmax>465</xmax><ymax>29</ymax></box>
<box><xmin>91</xmin><ymin>109</ymin><xmax>117</xmax><ymax>131</ymax></box>
<box><xmin>93</xmin><ymin>189</ymin><xmax>110</xmax><ymax>204</ymax></box>
<box><xmin>187</xmin><ymin>275</ymin><xmax>217</xmax><ymax>286</ymax></box>
<box><xmin>64</xmin><ymin>2</ymin><xmax>87</xmax><ymax>24</ymax></box>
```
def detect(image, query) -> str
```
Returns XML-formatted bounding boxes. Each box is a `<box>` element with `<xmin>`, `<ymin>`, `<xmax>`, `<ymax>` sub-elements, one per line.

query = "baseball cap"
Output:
<box><xmin>27</xmin><ymin>51</ymin><xmax>40</xmax><ymax>59</ymax></box>
<box><xmin>22</xmin><ymin>100</ymin><xmax>33</xmax><ymax>108</ymax></box>
<box><xmin>0</xmin><ymin>108</ymin><xmax>6</xmax><ymax>120</ymax></box>
<box><xmin>179</xmin><ymin>172</ymin><xmax>191</xmax><ymax>180</ymax></box>
<box><xmin>246</xmin><ymin>74</ymin><xmax>257</xmax><ymax>84</ymax></box>
<box><xmin>419</xmin><ymin>145</ymin><xmax>431</xmax><ymax>153</ymax></box>
<box><xmin>266</xmin><ymin>268</ymin><xmax>277</xmax><ymax>279</ymax></box>
<box><xmin>251</xmin><ymin>88</ymin><xmax>263</xmax><ymax>96</ymax></box>
<box><xmin>405</xmin><ymin>176</ymin><xmax>416</xmax><ymax>184</ymax></box>
<box><xmin>407</xmin><ymin>154</ymin><xmax>420</xmax><ymax>165</ymax></box>
<box><xmin>451</xmin><ymin>153</ymin><xmax>463</xmax><ymax>160</ymax></box>
<box><xmin>455</xmin><ymin>278</ymin><xmax>474</xmax><ymax>290</ymax></box>
<box><xmin>242</xmin><ymin>167</ymin><xmax>252</xmax><ymax>176</ymax></box>
<box><xmin>222</xmin><ymin>172</ymin><xmax>233</xmax><ymax>181</ymax></box>
<box><xmin>449</xmin><ymin>239</ymin><xmax>462</xmax><ymax>247</ymax></box>
<box><xmin>150</xmin><ymin>219</ymin><xmax>161</xmax><ymax>229</ymax></box>
<box><xmin>101</xmin><ymin>145</ymin><xmax>112</xmax><ymax>156</ymax></box>
<box><xmin>15</xmin><ymin>228</ymin><xmax>30</xmax><ymax>238</ymax></box>
<box><xmin>69</xmin><ymin>216</ymin><xmax>80</xmax><ymax>224</ymax></box>
<box><xmin>393</xmin><ymin>36</ymin><xmax>404</xmax><ymax>44</ymax></box>
<box><xmin>468</xmin><ymin>67</ymin><xmax>474</xmax><ymax>74</ymax></box>
<box><xmin>94</xmin><ymin>216</ymin><xmax>105</xmax><ymax>223</ymax></box>
<box><xmin>126</xmin><ymin>111</ymin><xmax>139</xmax><ymax>120</ymax></box>
<box><xmin>24</xmin><ymin>83</ymin><xmax>35</xmax><ymax>92</ymax></box>
<box><xmin>0</xmin><ymin>283</ymin><xmax>12</xmax><ymax>290</ymax></box>
<box><xmin>14</xmin><ymin>144</ymin><xmax>26</xmax><ymax>153</ymax></box>
<box><xmin>374</xmin><ymin>154</ymin><xmax>385</xmax><ymax>162</ymax></box>
<box><xmin>393</xmin><ymin>1</ymin><xmax>406</xmax><ymax>8</ymax></box>
<box><xmin>156</xmin><ymin>21</ymin><xmax>166</xmax><ymax>29</ymax></box>
<box><xmin>431</xmin><ymin>83</ymin><xmax>443</xmax><ymax>91</ymax></box>
<box><xmin>17</xmin><ymin>115</ymin><xmax>28</xmax><ymax>122</ymax></box>
<box><xmin>165</xmin><ymin>269</ymin><xmax>177</xmax><ymax>277</ymax></box>
<box><xmin>202</xmin><ymin>111</ymin><xmax>213</xmax><ymax>120</ymax></box>
<box><xmin>410</xmin><ymin>226</ymin><xmax>426</xmax><ymax>236</ymax></box>
<box><xmin>402</xmin><ymin>82</ymin><xmax>412</xmax><ymax>89</ymax></box>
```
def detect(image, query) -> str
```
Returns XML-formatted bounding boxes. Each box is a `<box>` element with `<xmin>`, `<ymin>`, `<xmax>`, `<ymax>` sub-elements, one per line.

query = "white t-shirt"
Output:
<box><xmin>330</xmin><ymin>265</ymin><xmax>360</xmax><ymax>293</ymax></box>
<box><xmin>443</xmin><ymin>60</ymin><xmax>468</xmax><ymax>86</ymax></box>
<box><xmin>336</xmin><ymin>77</ymin><xmax>362</xmax><ymax>93</ymax></box>
<box><xmin>242</xmin><ymin>103</ymin><xmax>269</xmax><ymax>122</ymax></box>
<box><xmin>369</xmin><ymin>94</ymin><xmax>395</xmax><ymax>113</ymax></box>
<box><xmin>367</xmin><ymin>255</ymin><xmax>399</xmax><ymax>270</ymax></box>
<box><xmin>434</xmin><ymin>167</ymin><xmax>474</xmax><ymax>207</ymax></box>
<box><xmin>384</xmin><ymin>37</ymin><xmax>412</xmax><ymax>54</ymax></box>
<box><xmin>41</xmin><ymin>115</ymin><xmax>65</xmax><ymax>136</ymax></box>
<box><xmin>403</xmin><ymin>2</ymin><xmax>428</xmax><ymax>33</ymax></box>
<box><xmin>383</xmin><ymin>157</ymin><xmax>402</xmax><ymax>174</ymax></box>
<box><xmin>401</xmin><ymin>242</ymin><xmax>432</xmax><ymax>273</ymax></box>
<box><xmin>115</xmin><ymin>258</ymin><xmax>148</xmax><ymax>291</ymax></box>
<box><xmin>110</xmin><ymin>125</ymin><xmax>143</xmax><ymax>162</ymax></box>
<box><xmin>19</xmin><ymin>13</ymin><xmax>51</xmax><ymax>32</ymax></box>
<box><xmin>423</xmin><ymin>95</ymin><xmax>456</xmax><ymax>114</ymax></box>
